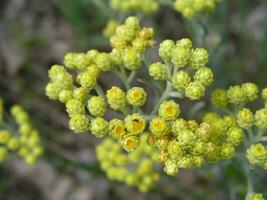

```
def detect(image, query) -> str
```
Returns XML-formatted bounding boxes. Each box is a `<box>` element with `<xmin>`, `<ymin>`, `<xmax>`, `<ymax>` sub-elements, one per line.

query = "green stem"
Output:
<box><xmin>127</xmin><ymin>70</ymin><xmax>136</xmax><ymax>85</ymax></box>
<box><xmin>95</xmin><ymin>84</ymin><xmax>106</xmax><ymax>99</ymax></box>
<box><xmin>245</xmin><ymin>166</ymin><xmax>253</xmax><ymax>200</ymax></box>
<box><xmin>151</xmin><ymin>81</ymin><xmax>172</xmax><ymax>115</ymax></box>
<box><xmin>120</xmin><ymin>106</ymin><xmax>130</xmax><ymax>116</ymax></box>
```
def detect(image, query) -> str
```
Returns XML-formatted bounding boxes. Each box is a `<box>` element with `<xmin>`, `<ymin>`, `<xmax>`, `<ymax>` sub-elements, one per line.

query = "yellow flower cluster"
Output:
<box><xmin>211</xmin><ymin>85</ymin><xmax>267</xmax><ymax>171</ymax></box>
<box><xmin>46</xmin><ymin>15</ymin><xmax>267</xmax><ymax>196</ymax></box>
<box><xmin>110</xmin><ymin>0</ymin><xmax>159</xmax><ymax>14</ymax></box>
<box><xmin>96</xmin><ymin>134</ymin><xmax>159</xmax><ymax>192</ymax></box>
<box><xmin>45</xmin><ymin>17</ymin><xmax>153</xmax><ymax>152</ymax></box>
<box><xmin>148</xmin><ymin>112</ymin><xmax>242</xmax><ymax>176</ymax></box>
<box><xmin>0</xmin><ymin>99</ymin><xmax>43</xmax><ymax>165</ymax></box>
<box><xmin>174</xmin><ymin>0</ymin><xmax>221</xmax><ymax>18</ymax></box>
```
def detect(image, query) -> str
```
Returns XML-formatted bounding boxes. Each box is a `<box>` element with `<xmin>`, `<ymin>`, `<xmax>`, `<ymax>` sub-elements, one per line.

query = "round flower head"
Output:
<box><xmin>255</xmin><ymin>108</ymin><xmax>267</xmax><ymax>130</ymax></box>
<box><xmin>66</xmin><ymin>99</ymin><xmax>85</xmax><ymax>116</ymax></box>
<box><xmin>227</xmin><ymin>85</ymin><xmax>246</xmax><ymax>104</ymax></box>
<box><xmin>115</xmin><ymin>25</ymin><xmax>136</xmax><ymax>42</ymax></box>
<box><xmin>149</xmin><ymin>117</ymin><xmax>169</xmax><ymax>136</ymax></box>
<box><xmin>88</xmin><ymin>64</ymin><xmax>101</xmax><ymax>78</ymax></box>
<box><xmin>246</xmin><ymin>143</ymin><xmax>267</xmax><ymax>165</ymax></box>
<box><xmin>121</xmin><ymin>135</ymin><xmax>139</xmax><ymax>152</ymax></box>
<box><xmin>90</xmin><ymin>117</ymin><xmax>108</xmax><ymax>138</ymax></box>
<box><xmin>149</xmin><ymin>62</ymin><xmax>168</xmax><ymax>81</ymax></box>
<box><xmin>171</xmin><ymin>118</ymin><xmax>188</xmax><ymax>135</ymax></box>
<box><xmin>190</xmin><ymin>48</ymin><xmax>209</xmax><ymax>69</ymax></box>
<box><xmin>176</xmin><ymin>38</ymin><xmax>193</xmax><ymax>49</ymax></box>
<box><xmin>86</xmin><ymin>49</ymin><xmax>98</xmax><ymax>59</ymax></box>
<box><xmin>167</xmin><ymin>140</ymin><xmax>183</xmax><ymax>159</ymax></box>
<box><xmin>96</xmin><ymin>53</ymin><xmax>114</xmax><ymax>71</ymax></box>
<box><xmin>69</xmin><ymin>114</ymin><xmax>90</xmax><ymax>133</ymax></box>
<box><xmin>159</xmin><ymin>100</ymin><xmax>180</xmax><ymax>121</ymax></box>
<box><xmin>73</xmin><ymin>87</ymin><xmax>89</xmax><ymax>103</ymax></box>
<box><xmin>0</xmin><ymin>130</ymin><xmax>11</xmax><ymax>144</ymax></box>
<box><xmin>176</xmin><ymin>129</ymin><xmax>194</xmax><ymax>146</ymax></box>
<box><xmin>125</xmin><ymin>16</ymin><xmax>141</xmax><ymax>31</ymax></box>
<box><xmin>242</xmin><ymin>82</ymin><xmax>259</xmax><ymax>101</ymax></box>
<box><xmin>172</xmin><ymin>70</ymin><xmax>191</xmax><ymax>91</ymax></box>
<box><xmin>159</xmin><ymin>40</ymin><xmax>175</xmax><ymax>61</ymax></box>
<box><xmin>155</xmin><ymin>135</ymin><xmax>169</xmax><ymax>150</ymax></box>
<box><xmin>211</xmin><ymin>89</ymin><xmax>228</xmax><ymax>108</ymax></box>
<box><xmin>223</xmin><ymin>115</ymin><xmax>237</xmax><ymax>129</ymax></box>
<box><xmin>122</xmin><ymin>49</ymin><xmax>141</xmax><ymax>70</ymax></box>
<box><xmin>237</xmin><ymin>108</ymin><xmax>254</xmax><ymax>129</ymax></box>
<box><xmin>126</xmin><ymin>87</ymin><xmax>147</xmax><ymax>106</ymax></box>
<box><xmin>45</xmin><ymin>83</ymin><xmax>62</xmax><ymax>100</ymax></box>
<box><xmin>106</xmin><ymin>86</ymin><xmax>127</xmax><ymax>110</ymax></box>
<box><xmin>110</xmin><ymin>48</ymin><xmax>122</xmax><ymax>65</ymax></box>
<box><xmin>109</xmin><ymin>119</ymin><xmax>126</xmax><ymax>139</ymax></box>
<box><xmin>164</xmin><ymin>160</ymin><xmax>178</xmax><ymax>176</ymax></box>
<box><xmin>48</xmin><ymin>66</ymin><xmax>73</xmax><ymax>89</ymax></box>
<box><xmin>185</xmin><ymin>82</ymin><xmax>205</xmax><ymax>100</ymax></box>
<box><xmin>58</xmin><ymin>89</ymin><xmax>73</xmax><ymax>103</ymax></box>
<box><xmin>226</xmin><ymin>127</ymin><xmax>243</xmax><ymax>147</ymax></box>
<box><xmin>220</xmin><ymin>143</ymin><xmax>235</xmax><ymax>160</ymax></box>
<box><xmin>125</xmin><ymin>113</ymin><xmax>146</xmax><ymax>135</ymax></box>
<box><xmin>194</xmin><ymin>67</ymin><xmax>214</xmax><ymax>87</ymax></box>
<box><xmin>79</xmin><ymin>70</ymin><xmax>97</xmax><ymax>89</ymax></box>
<box><xmin>248</xmin><ymin>193</ymin><xmax>265</xmax><ymax>200</ymax></box>
<box><xmin>64</xmin><ymin>53</ymin><xmax>91</xmax><ymax>70</ymax></box>
<box><xmin>7</xmin><ymin>137</ymin><xmax>20</xmax><ymax>150</ymax></box>
<box><xmin>262</xmin><ymin>87</ymin><xmax>267</xmax><ymax>100</ymax></box>
<box><xmin>177</xmin><ymin>156</ymin><xmax>194</xmax><ymax>169</ymax></box>
<box><xmin>48</xmin><ymin>65</ymin><xmax>65</xmax><ymax>80</ymax></box>
<box><xmin>171</xmin><ymin>46</ymin><xmax>191</xmax><ymax>68</ymax></box>
<box><xmin>87</xmin><ymin>96</ymin><xmax>106</xmax><ymax>117</ymax></box>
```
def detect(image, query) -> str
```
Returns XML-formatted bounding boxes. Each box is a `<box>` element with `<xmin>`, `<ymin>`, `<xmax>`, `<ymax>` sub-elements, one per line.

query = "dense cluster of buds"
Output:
<box><xmin>96</xmin><ymin>134</ymin><xmax>159</xmax><ymax>192</ymax></box>
<box><xmin>0</xmin><ymin>98</ymin><xmax>43</xmax><ymax>165</ymax></box>
<box><xmin>45</xmin><ymin>16</ymin><xmax>266</xmax><ymax>195</ymax></box>
<box><xmin>211</xmin><ymin>84</ymin><xmax>267</xmax><ymax>169</ymax></box>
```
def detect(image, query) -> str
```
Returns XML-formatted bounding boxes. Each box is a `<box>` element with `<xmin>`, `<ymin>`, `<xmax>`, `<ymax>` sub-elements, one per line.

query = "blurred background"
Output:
<box><xmin>0</xmin><ymin>0</ymin><xmax>267</xmax><ymax>199</ymax></box>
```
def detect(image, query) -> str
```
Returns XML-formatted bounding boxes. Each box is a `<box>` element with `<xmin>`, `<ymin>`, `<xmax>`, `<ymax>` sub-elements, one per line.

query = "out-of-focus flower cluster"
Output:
<box><xmin>174</xmin><ymin>0</ymin><xmax>221</xmax><ymax>18</ymax></box>
<box><xmin>96</xmin><ymin>134</ymin><xmax>159</xmax><ymax>192</ymax></box>
<box><xmin>248</xmin><ymin>193</ymin><xmax>265</xmax><ymax>200</ymax></box>
<box><xmin>0</xmin><ymin>98</ymin><xmax>43</xmax><ymax>165</ymax></box>
<box><xmin>108</xmin><ymin>0</ymin><xmax>221</xmax><ymax>19</ymax></box>
<box><xmin>110</xmin><ymin>0</ymin><xmax>159</xmax><ymax>14</ymax></box>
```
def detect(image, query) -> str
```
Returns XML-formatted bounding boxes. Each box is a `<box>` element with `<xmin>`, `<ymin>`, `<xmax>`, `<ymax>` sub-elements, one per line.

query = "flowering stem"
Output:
<box><xmin>151</xmin><ymin>81</ymin><xmax>172</xmax><ymax>115</ymax></box>
<box><xmin>95</xmin><ymin>84</ymin><xmax>105</xmax><ymax>99</ymax></box>
<box><xmin>127</xmin><ymin>70</ymin><xmax>136</xmax><ymax>85</ymax></box>
<box><xmin>245</xmin><ymin>166</ymin><xmax>253</xmax><ymax>200</ymax></box>
<box><xmin>115</xmin><ymin>68</ymin><xmax>130</xmax><ymax>90</ymax></box>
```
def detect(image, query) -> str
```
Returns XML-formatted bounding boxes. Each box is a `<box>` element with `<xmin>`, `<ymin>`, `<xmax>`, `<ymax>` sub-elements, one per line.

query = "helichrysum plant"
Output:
<box><xmin>0</xmin><ymin>98</ymin><xmax>43</xmax><ymax>165</ymax></box>
<box><xmin>45</xmin><ymin>16</ymin><xmax>266</xmax><ymax>198</ymax></box>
